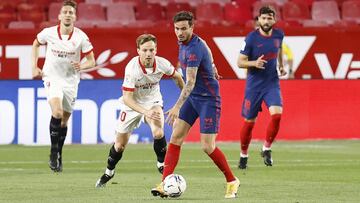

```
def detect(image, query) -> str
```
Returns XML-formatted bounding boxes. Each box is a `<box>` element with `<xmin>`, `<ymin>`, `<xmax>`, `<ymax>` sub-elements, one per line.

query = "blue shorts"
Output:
<box><xmin>179</xmin><ymin>95</ymin><xmax>221</xmax><ymax>134</ymax></box>
<box><xmin>241</xmin><ymin>87</ymin><xmax>282</xmax><ymax>119</ymax></box>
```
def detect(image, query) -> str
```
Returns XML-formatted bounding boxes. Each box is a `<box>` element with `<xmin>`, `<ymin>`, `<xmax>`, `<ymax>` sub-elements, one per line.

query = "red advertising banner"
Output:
<box><xmin>0</xmin><ymin>26</ymin><xmax>359</xmax><ymax>80</ymax></box>
<box><xmin>185</xmin><ymin>80</ymin><xmax>360</xmax><ymax>142</ymax></box>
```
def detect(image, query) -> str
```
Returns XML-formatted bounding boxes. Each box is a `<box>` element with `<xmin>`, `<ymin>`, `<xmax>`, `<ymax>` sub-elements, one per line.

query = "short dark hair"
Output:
<box><xmin>259</xmin><ymin>6</ymin><xmax>276</xmax><ymax>17</ymax></box>
<box><xmin>136</xmin><ymin>34</ymin><xmax>157</xmax><ymax>48</ymax></box>
<box><xmin>63</xmin><ymin>0</ymin><xmax>77</xmax><ymax>10</ymax></box>
<box><xmin>173</xmin><ymin>11</ymin><xmax>194</xmax><ymax>27</ymax></box>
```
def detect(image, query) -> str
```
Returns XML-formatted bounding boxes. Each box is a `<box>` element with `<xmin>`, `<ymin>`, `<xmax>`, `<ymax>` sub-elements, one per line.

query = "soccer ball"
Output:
<box><xmin>163</xmin><ymin>174</ymin><xmax>186</xmax><ymax>198</ymax></box>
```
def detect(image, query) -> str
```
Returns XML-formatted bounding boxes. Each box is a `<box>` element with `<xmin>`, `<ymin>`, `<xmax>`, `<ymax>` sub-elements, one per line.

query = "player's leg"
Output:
<box><xmin>56</xmin><ymin>86</ymin><xmax>77</xmax><ymax>171</ymax></box>
<box><xmin>152</xmin><ymin>99</ymin><xmax>196</xmax><ymax>197</ymax></box>
<box><xmin>262</xmin><ymin>88</ymin><xmax>283</xmax><ymax>166</ymax></box>
<box><xmin>201</xmin><ymin>133</ymin><xmax>240</xmax><ymax>198</ymax></box>
<box><xmin>145</xmin><ymin>105</ymin><xmax>166</xmax><ymax>174</ymax></box>
<box><xmin>239</xmin><ymin>91</ymin><xmax>263</xmax><ymax>169</ymax></box>
<box><xmin>57</xmin><ymin>111</ymin><xmax>71</xmax><ymax>172</ymax></box>
<box><xmin>96</xmin><ymin>107</ymin><xmax>141</xmax><ymax>188</ymax></box>
<box><xmin>95</xmin><ymin>132</ymin><xmax>131</xmax><ymax>188</ymax></box>
<box><xmin>48</xmin><ymin>97</ymin><xmax>63</xmax><ymax>172</ymax></box>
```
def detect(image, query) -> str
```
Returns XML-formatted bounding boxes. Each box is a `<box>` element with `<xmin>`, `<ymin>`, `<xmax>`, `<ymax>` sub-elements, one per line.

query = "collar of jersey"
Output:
<box><xmin>57</xmin><ymin>24</ymin><xmax>74</xmax><ymax>41</ymax></box>
<box><xmin>138</xmin><ymin>57</ymin><xmax>156</xmax><ymax>74</ymax></box>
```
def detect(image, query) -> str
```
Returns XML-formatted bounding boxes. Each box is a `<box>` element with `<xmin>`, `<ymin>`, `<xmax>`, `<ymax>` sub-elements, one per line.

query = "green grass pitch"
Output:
<box><xmin>0</xmin><ymin>141</ymin><xmax>359</xmax><ymax>203</ymax></box>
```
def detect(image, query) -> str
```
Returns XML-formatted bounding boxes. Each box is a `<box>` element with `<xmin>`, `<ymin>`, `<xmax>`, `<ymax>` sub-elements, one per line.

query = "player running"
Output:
<box><xmin>151</xmin><ymin>11</ymin><xmax>240</xmax><ymax>199</ymax></box>
<box><xmin>237</xmin><ymin>6</ymin><xmax>286</xmax><ymax>169</ymax></box>
<box><xmin>95</xmin><ymin>34</ymin><xmax>184</xmax><ymax>188</ymax></box>
<box><xmin>31</xmin><ymin>0</ymin><xmax>95</xmax><ymax>172</ymax></box>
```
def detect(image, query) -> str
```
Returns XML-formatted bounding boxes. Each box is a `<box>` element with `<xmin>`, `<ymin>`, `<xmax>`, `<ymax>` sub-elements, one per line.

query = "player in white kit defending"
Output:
<box><xmin>31</xmin><ymin>0</ymin><xmax>95</xmax><ymax>172</ymax></box>
<box><xmin>95</xmin><ymin>34</ymin><xmax>184</xmax><ymax>188</ymax></box>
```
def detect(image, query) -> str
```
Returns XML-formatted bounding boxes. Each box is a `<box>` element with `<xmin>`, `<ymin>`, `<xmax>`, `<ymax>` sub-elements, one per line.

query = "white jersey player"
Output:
<box><xmin>95</xmin><ymin>34</ymin><xmax>184</xmax><ymax>188</ymax></box>
<box><xmin>31</xmin><ymin>0</ymin><xmax>95</xmax><ymax>172</ymax></box>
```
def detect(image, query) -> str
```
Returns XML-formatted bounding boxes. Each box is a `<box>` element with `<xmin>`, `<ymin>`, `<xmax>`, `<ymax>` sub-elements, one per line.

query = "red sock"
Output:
<box><xmin>208</xmin><ymin>147</ymin><xmax>235</xmax><ymax>182</ymax></box>
<box><xmin>240</xmin><ymin>121</ymin><xmax>255</xmax><ymax>155</ymax></box>
<box><xmin>162</xmin><ymin>143</ymin><xmax>181</xmax><ymax>181</ymax></box>
<box><xmin>265</xmin><ymin>114</ymin><xmax>282</xmax><ymax>148</ymax></box>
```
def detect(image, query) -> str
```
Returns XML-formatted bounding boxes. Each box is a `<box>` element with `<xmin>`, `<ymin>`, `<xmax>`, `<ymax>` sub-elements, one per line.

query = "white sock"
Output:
<box><xmin>105</xmin><ymin>168</ymin><xmax>115</xmax><ymax>176</ymax></box>
<box><xmin>240</xmin><ymin>153</ymin><xmax>249</xmax><ymax>158</ymax></box>
<box><xmin>262</xmin><ymin>145</ymin><xmax>271</xmax><ymax>151</ymax></box>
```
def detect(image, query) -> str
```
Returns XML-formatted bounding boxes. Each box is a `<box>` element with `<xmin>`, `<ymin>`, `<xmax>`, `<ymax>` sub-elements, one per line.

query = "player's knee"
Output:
<box><xmin>201</xmin><ymin>144</ymin><xmax>215</xmax><ymax>155</ymax></box>
<box><xmin>52</xmin><ymin>110</ymin><xmax>63</xmax><ymax>119</ymax></box>
<box><xmin>114</xmin><ymin>142</ymin><xmax>126</xmax><ymax>152</ymax></box>
<box><xmin>152</xmin><ymin>128</ymin><xmax>164</xmax><ymax>139</ymax></box>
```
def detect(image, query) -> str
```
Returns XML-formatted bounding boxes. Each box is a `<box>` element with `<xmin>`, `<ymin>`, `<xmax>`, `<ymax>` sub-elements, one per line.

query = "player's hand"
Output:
<box><xmin>279</xmin><ymin>66</ymin><xmax>287</xmax><ymax>76</ymax></box>
<box><xmin>254</xmin><ymin>55</ymin><xmax>267</xmax><ymax>69</ymax></box>
<box><xmin>32</xmin><ymin>67</ymin><xmax>43</xmax><ymax>79</ymax></box>
<box><xmin>165</xmin><ymin>106</ymin><xmax>180</xmax><ymax>126</ymax></box>
<box><xmin>71</xmin><ymin>61</ymin><xmax>81</xmax><ymax>72</ymax></box>
<box><xmin>144</xmin><ymin>109</ymin><xmax>162</xmax><ymax>122</ymax></box>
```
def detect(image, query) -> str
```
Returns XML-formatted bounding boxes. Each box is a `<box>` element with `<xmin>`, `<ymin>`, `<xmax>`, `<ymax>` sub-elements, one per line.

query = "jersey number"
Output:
<box><xmin>120</xmin><ymin>111</ymin><xmax>126</xmax><ymax>121</ymax></box>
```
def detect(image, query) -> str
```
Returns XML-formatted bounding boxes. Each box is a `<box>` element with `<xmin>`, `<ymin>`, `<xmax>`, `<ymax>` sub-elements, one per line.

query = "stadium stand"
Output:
<box><xmin>8</xmin><ymin>21</ymin><xmax>35</xmax><ymax>29</ymax></box>
<box><xmin>311</xmin><ymin>1</ymin><xmax>340</xmax><ymax>23</ymax></box>
<box><xmin>196</xmin><ymin>2</ymin><xmax>224</xmax><ymax>25</ymax></box>
<box><xmin>342</xmin><ymin>0</ymin><xmax>360</xmax><ymax>23</ymax></box>
<box><xmin>0</xmin><ymin>0</ymin><xmax>359</xmax><ymax>29</ymax></box>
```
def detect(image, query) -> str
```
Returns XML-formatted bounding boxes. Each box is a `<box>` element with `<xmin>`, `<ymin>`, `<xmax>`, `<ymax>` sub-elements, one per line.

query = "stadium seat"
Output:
<box><xmin>260</xmin><ymin>0</ymin><xmax>288</xmax><ymax>6</ymax></box>
<box><xmin>8</xmin><ymin>21</ymin><xmax>35</xmax><ymax>29</ymax></box>
<box><xmin>332</xmin><ymin>20</ymin><xmax>358</xmax><ymax>27</ymax></box>
<box><xmin>74</xmin><ymin>21</ymin><xmax>96</xmax><ymax>29</ymax></box>
<box><xmin>173</xmin><ymin>0</ymin><xmax>203</xmax><ymax>7</ymax></box>
<box><xmin>135</xmin><ymin>3</ymin><xmax>164</xmax><ymax>21</ymax></box>
<box><xmin>147</xmin><ymin>0</ymin><xmax>169</xmax><ymax>6</ymax></box>
<box><xmin>0</xmin><ymin>11</ymin><xmax>17</xmax><ymax>28</ymax></box>
<box><xmin>48</xmin><ymin>2</ymin><xmax>62</xmax><ymax>22</ymax></box>
<box><xmin>39</xmin><ymin>21</ymin><xmax>57</xmax><ymax>29</ymax></box>
<box><xmin>0</xmin><ymin>0</ymin><xmax>26</xmax><ymax>8</ymax></box>
<box><xmin>85</xmin><ymin>0</ymin><xmax>113</xmax><ymax>6</ymax></box>
<box><xmin>291</xmin><ymin>0</ymin><xmax>313</xmax><ymax>7</ymax></box>
<box><xmin>234</xmin><ymin>0</ymin><xmax>257</xmax><ymax>8</ymax></box>
<box><xmin>165</xmin><ymin>2</ymin><xmax>192</xmax><ymax>20</ymax></box>
<box><xmin>196</xmin><ymin>3</ymin><xmax>223</xmax><ymax>25</ymax></box>
<box><xmin>78</xmin><ymin>3</ymin><xmax>106</xmax><ymax>21</ymax></box>
<box><xmin>95</xmin><ymin>21</ymin><xmax>126</xmax><ymax>28</ymax></box>
<box><xmin>282</xmin><ymin>1</ymin><xmax>311</xmax><ymax>22</ymax></box>
<box><xmin>27</xmin><ymin>0</ymin><xmax>51</xmax><ymax>5</ymax></box>
<box><xmin>252</xmin><ymin>1</ymin><xmax>282</xmax><ymax>19</ymax></box>
<box><xmin>106</xmin><ymin>3</ymin><xmax>136</xmax><ymax>24</ymax></box>
<box><xmin>311</xmin><ymin>1</ymin><xmax>340</xmax><ymax>23</ymax></box>
<box><xmin>113</xmin><ymin>0</ymin><xmax>143</xmax><ymax>7</ymax></box>
<box><xmin>302</xmin><ymin>19</ymin><xmax>329</xmax><ymax>27</ymax></box>
<box><xmin>202</xmin><ymin>0</ymin><xmax>232</xmax><ymax>6</ymax></box>
<box><xmin>342</xmin><ymin>0</ymin><xmax>360</xmax><ymax>23</ymax></box>
<box><xmin>18</xmin><ymin>11</ymin><xmax>47</xmax><ymax>24</ymax></box>
<box><xmin>125</xmin><ymin>19</ymin><xmax>156</xmax><ymax>28</ymax></box>
<box><xmin>224</xmin><ymin>2</ymin><xmax>253</xmax><ymax>25</ymax></box>
<box><xmin>17</xmin><ymin>3</ymin><xmax>44</xmax><ymax>12</ymax></box>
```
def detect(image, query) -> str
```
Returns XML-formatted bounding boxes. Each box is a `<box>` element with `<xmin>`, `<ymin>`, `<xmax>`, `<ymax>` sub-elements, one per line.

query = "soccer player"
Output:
<box><xmin>237</xmin><ymin>6</ymin><xmax>287</xmax><ymax>169</ymax></box>
<box><xmin>95</xmin><ymin>34</ymin><xmax>184</xmax><ymax>188</ymax></box>
<box><xmin>31</xmin><ymin>0</ymin><xmax>95</xmax><ymax>172</ymax></box>
<box><xmin>151</xmin><ymin>11</ymin><xmax>240</xmax><ymax>199</ymax></box>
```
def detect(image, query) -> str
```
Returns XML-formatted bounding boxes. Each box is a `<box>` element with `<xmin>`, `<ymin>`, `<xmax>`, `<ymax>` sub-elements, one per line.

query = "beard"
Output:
<box><xmin>260</xmin><ymin>24</ymin><xmax>272</xmax><ymax>33</ymax></box>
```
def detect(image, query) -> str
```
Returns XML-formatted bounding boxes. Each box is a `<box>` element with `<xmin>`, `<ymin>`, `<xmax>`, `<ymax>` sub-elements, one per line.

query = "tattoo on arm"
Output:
<box><xmin>174</xmin><ymin>67</ymin><xmax>197</xmax><ymax>108</ymax></box>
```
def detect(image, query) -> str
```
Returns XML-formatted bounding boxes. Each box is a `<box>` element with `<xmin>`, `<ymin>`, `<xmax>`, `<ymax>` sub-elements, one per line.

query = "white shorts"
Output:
<box><xmin>43</xmin><ymin>79</ymin><xmax>78</xmax><ymax>113</ymax></box>
<box><xmin>115</xmin><ymin>101</ymin><xmax>162</xmax><ymax>133</ymax></box>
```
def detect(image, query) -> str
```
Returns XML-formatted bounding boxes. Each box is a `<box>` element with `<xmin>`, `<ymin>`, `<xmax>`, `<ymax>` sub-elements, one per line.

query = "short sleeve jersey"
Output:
<box><xmin>121</xmin><ymin>56</ymin><xmax>175</xmax><ymax>105</ymax></box>
<box><xmin>37</xmin><ymin>25</ymin><xmax>93</xmax><ymax>87</ymax></box>
<box><xmin>178</xmin><ymin>34</ymin><xmax>219</xmax><ymax>97</ymax></box>
<box><xmin>240</xmin><ymin>28</ymin><xmax>284</xmax><ymax>91</ymax></box>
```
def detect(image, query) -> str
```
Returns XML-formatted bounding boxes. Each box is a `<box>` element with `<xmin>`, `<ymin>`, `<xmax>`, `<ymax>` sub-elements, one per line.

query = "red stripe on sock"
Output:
<box><xmin>162</xmin><ymin>143</ymin><xmax>181</xmax><ymax>181</ymax></box>
<box><xmin>240</xmin><ymin>121</ymin><xmax>255</xmax><ymax>155</ymax></box>
<box><xmin>208</xmin><ymin>147</ymin><xmax>235</xmax><ymax>182</ymax></box>
<box><xmin>265</xmin><ymin>114</ymin><xmax>282</xmax><ymax>148</ymax></box>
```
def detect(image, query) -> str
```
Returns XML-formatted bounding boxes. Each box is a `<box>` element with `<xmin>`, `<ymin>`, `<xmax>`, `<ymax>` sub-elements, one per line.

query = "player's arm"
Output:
<box><xmin>165</xmin><ymin>67</ymin><xmax>197</xmax><ymax>125</ymax></box>
<box><xmin>31</xmin><ymin>39</ymin><xmax>43</xmax><ymax>78</ymax></box>
<box><xmin>71</xmin><ymin>52</ymin><xmax>96</xmax><ymax>72</ymax></box>
<box><xmin>237</xmin><ymin>53</ymin><xmax>266</xmax><ymax>69</ymax></box>
<box><xmin>277</xmin><ymin>47</ymin><xmax>287</xmax><ymax>76</ymax></box>
<box><xmin>172</xmin><ymin>70</ymin><xmax>185</xmax><ymax>90</ymax></box>
<box><xmin>123</xmin><ymin>90</ymin><xmax>161</xmax><ymax>121</ymax></box>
